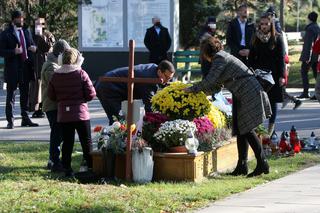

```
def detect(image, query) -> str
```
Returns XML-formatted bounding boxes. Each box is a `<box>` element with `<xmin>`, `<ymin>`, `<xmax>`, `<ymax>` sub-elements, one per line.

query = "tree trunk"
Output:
<box><xmin>280</xmin><ymin>0</ymin><xmax>285</xmax><ymax>31</ymax></box>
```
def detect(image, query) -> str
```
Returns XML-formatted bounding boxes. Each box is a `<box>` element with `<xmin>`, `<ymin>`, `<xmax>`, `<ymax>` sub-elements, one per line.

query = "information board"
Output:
<box><xmin>81</xmin><ymin>0</ymin><xmax>123</xmax><ymax>48</ymax></box>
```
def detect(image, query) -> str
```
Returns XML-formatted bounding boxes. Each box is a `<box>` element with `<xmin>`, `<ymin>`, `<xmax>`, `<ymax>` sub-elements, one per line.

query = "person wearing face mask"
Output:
<box><xmin>198</xmin><ymin>16</ymin><xmax>217</xmax><ymax>78</ymax></box>
<box><xmin>95</xmin><ymin>60</ymin><xmax>175</xmax><ymax>125</ymax></box>
<box><xmin>29</xmin><ymin>16</ymin><xmax>55</xmax><ymax>119</ymax></box>
<box><xmin>297</xmin><ymin>11</ymin><xmax>320</xmax><ymax>99</ymax></box>
<box><xmin>248</xmin><ymin>14</ymin><xmax>286</xmax><ymax>135</ymax></box>
<box><xmin>0</xmin><ymin>10</ymin><xmax>38</xmax><ymax>129</ymax></box>
<box><xmin>144</xmin><ymin>16</ymin><xmax>172</xmax><ymax>65</ymax></box>
<box><xmin>226</xmin><ymin>4</ymin><xmax>254</xmax><ymax>65</ymax></box>
<box><xmin>47</xmin><ymin>48</ymin><xmax>96</xmax><ymax>177</ymax></box>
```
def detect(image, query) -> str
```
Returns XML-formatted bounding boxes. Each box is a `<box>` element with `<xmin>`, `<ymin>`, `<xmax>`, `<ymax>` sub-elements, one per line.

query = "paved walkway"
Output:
<box><xmin>196</xmin><ymin>164</ymin><xmax>320</xmax><ymax>213</ymax></box>
<box><xmin>0</xmin><ymin>88</ymin><xmax>319</xmax><ymax>141</ymax></box>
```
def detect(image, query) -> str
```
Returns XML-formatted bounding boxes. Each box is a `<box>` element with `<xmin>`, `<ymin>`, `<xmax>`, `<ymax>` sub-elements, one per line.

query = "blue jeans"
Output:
<box><xmin>46</xmin><ymin>110</ymin><xmax>62</xmax><ymax>164</ymax></box>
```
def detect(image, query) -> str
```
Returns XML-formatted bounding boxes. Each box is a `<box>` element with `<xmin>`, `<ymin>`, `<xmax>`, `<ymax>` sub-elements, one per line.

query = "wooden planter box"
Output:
<box><xmin>153</xmin><ymin>138</ymin><xmax>254</xmax><ymax>182</ymax></box>
<box><xmin>91</xmin><ymin>138</ymin><xmax>254</xmax><ymax>182</ymax></box>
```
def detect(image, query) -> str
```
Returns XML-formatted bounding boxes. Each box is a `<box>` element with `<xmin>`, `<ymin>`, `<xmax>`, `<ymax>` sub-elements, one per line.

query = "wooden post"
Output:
<box><xmin>126</xmin><ymin>40</ymin><xmax>135</xmax><ymax>181</ymax></box>
<box><xmin>99</xmin><ymin>39</ymin><xmax>162</xmax><ymax>181</ymax></box>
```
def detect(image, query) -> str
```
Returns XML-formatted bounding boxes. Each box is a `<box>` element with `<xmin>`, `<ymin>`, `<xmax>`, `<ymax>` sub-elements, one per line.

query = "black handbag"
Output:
<box><xmin>253</xmin><ymin>68</ymin><xmax>275</xmax><ymax>92</ymax></box>
<box><xmin>224</xmin><ymin>68</ymin><xmax>275</xmax><ymax>92</ymax></box>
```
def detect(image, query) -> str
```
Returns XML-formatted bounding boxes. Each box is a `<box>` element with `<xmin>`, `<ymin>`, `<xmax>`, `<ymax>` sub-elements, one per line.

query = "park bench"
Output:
<box><xmin>173</xmin><ymin>50</ymin><xmax>201</xmax><ymax>83</ymax></box>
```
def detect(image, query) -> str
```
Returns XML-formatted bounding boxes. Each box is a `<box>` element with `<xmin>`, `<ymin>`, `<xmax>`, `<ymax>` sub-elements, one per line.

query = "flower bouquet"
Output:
<box><xmin>151</xmin><ymin>81</ymin><xmax>211</xmax><ymax>120</ymax></box>
<box><xmin>154</xmin><ymin>119</ymin><xmax>196</xmax><ymax>151</ymax></box>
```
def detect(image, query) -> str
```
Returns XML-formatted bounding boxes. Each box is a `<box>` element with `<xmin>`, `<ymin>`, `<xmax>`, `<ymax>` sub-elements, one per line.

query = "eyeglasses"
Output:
<box><xmin>163</xmin><ymin>72</ymin><xmax>173</xmax><ymax>81</ymax></box>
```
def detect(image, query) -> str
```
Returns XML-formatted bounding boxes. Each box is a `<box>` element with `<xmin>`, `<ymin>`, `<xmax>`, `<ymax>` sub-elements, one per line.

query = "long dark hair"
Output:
<box><xmin>252</xmin><ymin>13</ymin><xmax>278</xmax><ymax>50</ymax></box>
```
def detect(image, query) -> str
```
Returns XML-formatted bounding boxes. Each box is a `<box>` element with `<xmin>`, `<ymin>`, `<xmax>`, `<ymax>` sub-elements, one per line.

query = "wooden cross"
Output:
<box><xmin>99</xmin><ymin>40</ymin><xmax>162</xmax><ymax>181</ymax></box>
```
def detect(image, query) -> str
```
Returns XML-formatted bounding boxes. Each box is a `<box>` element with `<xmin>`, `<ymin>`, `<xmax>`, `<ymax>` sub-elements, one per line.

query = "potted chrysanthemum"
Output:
<box><xmin>154</xmin><ymin>119</ymin><xmax>197</xmax><ymax>152</ymax></box>
<box><xmin>151</xmin><ymin>81</ymin><xmax>211</xmax><ymax>120</ymax></box>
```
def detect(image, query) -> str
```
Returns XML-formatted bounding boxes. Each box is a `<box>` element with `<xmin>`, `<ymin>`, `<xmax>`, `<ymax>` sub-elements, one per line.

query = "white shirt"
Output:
<box><xmin>237</xmin><ymin>18</ymin><xmax>246</xmax><ymax>46</ymax></box>
<box><xmin>154</xmin><ymin>26</ymin><xmax>160</xmax><ymax>35</ymax></box>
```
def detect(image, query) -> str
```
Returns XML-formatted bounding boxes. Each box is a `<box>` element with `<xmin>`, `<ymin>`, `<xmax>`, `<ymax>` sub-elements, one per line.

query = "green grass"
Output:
<box><xmin>0</xmin><ymin>142</ymin><xmax>320</xmax><ymax>212</ymax></box>
<box><xmin>287</xmin><ymin>44</ymin><xmax>316</xmax><ymax>87</ymax></box>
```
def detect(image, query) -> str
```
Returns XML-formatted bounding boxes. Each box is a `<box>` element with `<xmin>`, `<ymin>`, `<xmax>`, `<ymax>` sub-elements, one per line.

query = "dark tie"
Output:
<box><xmin>18</xmin><ymin>29</ymin><xmax>27</xmax><ymax>61</ymax></box>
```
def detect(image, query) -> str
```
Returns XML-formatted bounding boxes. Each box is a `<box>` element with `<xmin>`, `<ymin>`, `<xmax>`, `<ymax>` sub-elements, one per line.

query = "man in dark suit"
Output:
<box><xmin>0</xmin><ymin>10</ymin><xmax>38</xmax><ymax>129</ymax></box>
<box><xmin>297</xmin><ymin>11</ymin><xmax>320</xmax><ymax>99</ymax></box>
<box><xmin>226</xmin><ymin>4</ymin><xmax>254</xmax><ymax>65</ymax></box>
<box><xmin>144</xmin><ymin>17</ymin><xmax>172</xmax><ymax>65</ymax></box>
<box><xmin>95</xmin><ymin>60</ymin><xmax>175</xmax><ymax>124</ymax></box>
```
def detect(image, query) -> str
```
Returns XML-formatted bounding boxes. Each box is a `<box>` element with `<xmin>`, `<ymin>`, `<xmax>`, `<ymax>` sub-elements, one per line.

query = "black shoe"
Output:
<box><xmin>6</xmin><ymin>122</ymin><xmax>14</xmax><ymax>129</ymax></box>
<box><xmin>297</xmin><ymin>93</ymin><xmax>310</xmax><ymax>99</ymax></box>
<box><xmin>310</xmin><ymin>95</ymin><xmax>317</xmax><ymax>100</ymax></box>
<box><xmin>228</xmin><ymin>160</ymin><xmax>248</xmax><ymax>176</ymax></box>
<box><xmin>47</xmin><ymin>160</ymin><xmax>54</xmax><ymax>170</ymax></box>
<box><xmin>21</xmin><ymin>117</ymin><xmax>39</xmax><ymax>127</ymax></box>
<box><xmin>65</xmin><ymin>169</ymin><xmax>75</xmax><ymax>178</ymax></box>
<box><xmin>293</xmin><ymin>99</ymin><xmax>302</xmax><ymax>110</ymax></box>
<box><xmin>51</xmin><ymin>163</ymin><xmax>65</xmax><ymax>173</ymax></box>
<box><xmin>32</xmin><ymin>111</ymin><xmax>45</xmax><ymax>118</ymax></box>
<box><xmin>247</xmin><ymin>159</ymin><xmax>269</xmax><ymax>177</ymax></box>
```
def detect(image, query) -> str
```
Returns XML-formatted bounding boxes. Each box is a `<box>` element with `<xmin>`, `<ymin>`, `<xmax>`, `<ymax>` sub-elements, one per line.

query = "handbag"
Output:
<box><xmin>225</xmin><ymin>68</ymin><xmax>275</xmax><ymax>92</ymax></box>
<box><xmin>253</xmin><ymin>68</ymin><xmax>275</xmax><ymax>92</ymax></box>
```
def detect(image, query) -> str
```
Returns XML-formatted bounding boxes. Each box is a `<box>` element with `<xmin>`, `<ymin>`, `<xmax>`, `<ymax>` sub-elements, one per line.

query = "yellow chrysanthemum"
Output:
<box><xmin>207</xmin><ymin>104</ymin><xmax>226</xmax><ymax>129</ymax></box>
<box><xmin>151</xmin><ymin>81</ymin><xmax>211</xmax><ymax>120</ymax></box>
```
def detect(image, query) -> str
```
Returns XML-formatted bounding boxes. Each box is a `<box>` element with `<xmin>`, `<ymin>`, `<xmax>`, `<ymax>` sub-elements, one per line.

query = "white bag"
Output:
<box><xmin>132</xmin><ymin>147</ymin><xmax>154</xmax><ymax>183</ymax></box>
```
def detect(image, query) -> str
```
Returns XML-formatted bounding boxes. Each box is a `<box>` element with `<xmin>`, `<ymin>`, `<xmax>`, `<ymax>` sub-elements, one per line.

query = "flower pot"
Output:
<box><xmin>102</xmin><ymin>148</ymin><xmax>115</xmax><ymax>179</ymax></box>
<box><xmin>168</xmin><ymin>145</ymin><xmax>187</xmax><ymax>153</ymax></box>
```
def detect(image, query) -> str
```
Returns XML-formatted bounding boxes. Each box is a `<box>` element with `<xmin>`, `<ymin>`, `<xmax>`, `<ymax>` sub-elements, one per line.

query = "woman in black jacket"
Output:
<box><xmin>248</xmin><ymin>14</ymin><xmax>285</xmax><ymax>135</ymax></box>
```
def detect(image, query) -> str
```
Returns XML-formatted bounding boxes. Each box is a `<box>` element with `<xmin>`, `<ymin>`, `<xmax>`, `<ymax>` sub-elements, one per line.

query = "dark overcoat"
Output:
<box><xmin>226</xmin><ymin>18</ymin><xmax>255</xmax><ymax>58</ymax></box>
<box><xmin>0</xmin><ymin>24</ymin><xmax>35</xmax><ymax>84</ymax></box>
<box><xmin>144</xmin><ymin>25</ymin><xmax>171</xmax><ymax>64</ymax></box>
<box><xmin>299</xmin><ymin>22</ymin><xmax>320</xmax><ymax>63</ymax></box>
<box><xmin>248</xmin><ymin>35</ymin><xmax>285</xmax><ymax>103</ymax></box>
<box><xmin>189</xmin><ymin>50</ymin><xmax>271</xmax><ymax>135</ymax></box>
<box><xmin>95</xmin><ymin>63</ymin><xmax>160</xmax><ymax>112</ymax></box>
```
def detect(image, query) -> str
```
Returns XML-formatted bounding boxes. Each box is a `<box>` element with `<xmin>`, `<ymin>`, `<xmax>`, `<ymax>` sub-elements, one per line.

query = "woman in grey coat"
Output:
<box><xmin>185</xmin><ymin>37</ymin><xmax>271</xmax><ymax>177</ymax></box>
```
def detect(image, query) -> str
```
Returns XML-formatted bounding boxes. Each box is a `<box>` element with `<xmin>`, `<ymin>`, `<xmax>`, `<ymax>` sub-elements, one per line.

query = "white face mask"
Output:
<box><xmin>57</xmin><ymin>54</ymin><xmax>63</xmax><ymax>66</ymax></box>
<box><xmin>208</xmin><ymin>23</ymin><xmax>216</xmax><ymax>29</ymax></box>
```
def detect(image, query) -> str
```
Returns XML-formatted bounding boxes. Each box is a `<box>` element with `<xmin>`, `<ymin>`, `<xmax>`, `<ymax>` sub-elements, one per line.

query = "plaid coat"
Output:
<box><xmin>189</xmin><ymin>50</ymin><xmax>271</xmax><ymax>135</ymax></box>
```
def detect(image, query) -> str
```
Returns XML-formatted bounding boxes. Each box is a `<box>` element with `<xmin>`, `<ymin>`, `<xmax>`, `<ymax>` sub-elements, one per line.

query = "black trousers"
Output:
<box><xmin>233</xmin><ymin>96</ymin><xmax>265</xmax><ymax>163</ymax></box>
<box><xmin>300</xmin><ymin>61</ymin><xmax>317</xmax><ymax>94</ymax></box>
<box><xmin>46</xmin><ymin>110</ymin><xmax>62</xmax><ymax>164</ymax></box>
<box><xmin>97</xmin><ymin>89</ymin><xmax>122</xmax><ymax>125</ymax></box>
<box><xmin>6</xmin><ymin>80</ymin><xmax>29</xmax><ymax>123</ymax></box>
<box><xmin>60</xmin><ymin>120</ymin><xmax>92</xmax><ymax>170</ymax></box>
<box><xmin>236</xmin><ymin>130</ymin><xmax>266</xmax><ymax>164</ymax></box>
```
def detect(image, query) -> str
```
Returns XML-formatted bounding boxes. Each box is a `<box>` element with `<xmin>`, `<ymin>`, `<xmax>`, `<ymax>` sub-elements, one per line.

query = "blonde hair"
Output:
<box><xmin>62</xmin><ymin>48</ymin><xmax>78</xmax><ymax>65</ymax></box>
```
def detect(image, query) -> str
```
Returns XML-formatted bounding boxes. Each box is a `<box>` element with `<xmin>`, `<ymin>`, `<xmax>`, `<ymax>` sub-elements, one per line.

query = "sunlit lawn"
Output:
<box><xmin>0</xmin><ymin>142</ymin><xmax>320</xmax><ymax>212</ymax></box>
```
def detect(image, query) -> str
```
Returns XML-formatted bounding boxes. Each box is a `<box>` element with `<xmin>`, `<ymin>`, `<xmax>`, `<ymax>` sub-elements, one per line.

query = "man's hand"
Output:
<box><xmin>184</xmin><ymin>87</ymin><xmax>193</xmax><ymax>93</ymax></box>
<box><xmin>14</xmin><ymin>44</ymin><xmax>22</xmax><ymax>55</ymax></box>
<box><xmin>28</xmin><ymin>45</ymin><xmax>37</xmax><ymax>53</ymax></box>
<box><xmin>238</xmin><ymin>49</ymin><xmax>250</xmax><ymax>57</ymax></box>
